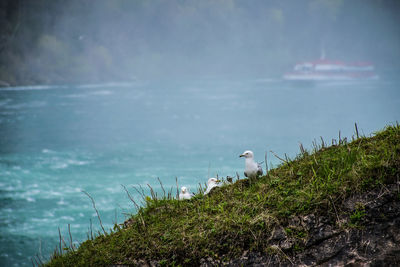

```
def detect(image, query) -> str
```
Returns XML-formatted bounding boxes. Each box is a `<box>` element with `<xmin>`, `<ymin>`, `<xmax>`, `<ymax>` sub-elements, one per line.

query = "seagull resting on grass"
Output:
<box><xmin>179</xmin><ymin>186</ymin><xmax>194</xmax><ymax>200</ymax></box>
<box><xmin>240</xmin><ymin>150</ymin><xmax>263</xmax><ymax>178</ymax></box>
<box><xmin>204</xmin><ymin>178</ymin><xmax>221</xmax><ymax>195</ymax></box>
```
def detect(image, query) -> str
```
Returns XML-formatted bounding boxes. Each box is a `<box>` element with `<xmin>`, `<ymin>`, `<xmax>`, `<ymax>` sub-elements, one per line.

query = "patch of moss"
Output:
<box><xmin>349</xmin><ymin>202</ymin><xmax>366</xmax><ymax>227</ymax></box>
<box><xmin>46</xmin><ymin>124</ymin><xmax>400</xmax><ymax>266</ymax></box>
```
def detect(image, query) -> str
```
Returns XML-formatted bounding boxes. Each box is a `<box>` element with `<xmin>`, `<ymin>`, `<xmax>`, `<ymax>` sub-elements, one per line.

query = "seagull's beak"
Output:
<box><xmin>239</xmin><ymin>154</ymin><xmax>245</xmax><ymax>157</ymax></box>
<box><xmin>216</xmin><ymin>180</ymin><xmax>221</xmax><ymax>183</ymax></box>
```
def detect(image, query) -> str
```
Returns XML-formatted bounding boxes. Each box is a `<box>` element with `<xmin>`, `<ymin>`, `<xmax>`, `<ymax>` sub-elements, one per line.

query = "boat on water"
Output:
<box><xmin>283</xmin><ymin>54</ymin><xmax>379</xmax><ymax>81</ymax></box>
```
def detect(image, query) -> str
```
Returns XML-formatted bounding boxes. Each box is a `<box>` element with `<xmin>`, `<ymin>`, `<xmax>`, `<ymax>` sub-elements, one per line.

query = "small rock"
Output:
<box><xmin>270</xmin><ymin>226</ymin><xmax>286</xmax><ymax>241</ymax></box>
<box><xmin>302</xmin><ymin>214</ymin><xmax>316</xmax><ymax>230</ymax></box>
<box><xmin>280</xmin><ymin>239</ymin><xmax>294</xmax><ymax>250</ymax></box>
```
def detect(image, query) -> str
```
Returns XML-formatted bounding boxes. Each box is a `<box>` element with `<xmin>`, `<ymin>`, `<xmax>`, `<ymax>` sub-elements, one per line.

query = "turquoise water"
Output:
<box><xmin>0</xmin><ymin>79</ymin><xmax>399</xmax><ymax>265</ymax></box>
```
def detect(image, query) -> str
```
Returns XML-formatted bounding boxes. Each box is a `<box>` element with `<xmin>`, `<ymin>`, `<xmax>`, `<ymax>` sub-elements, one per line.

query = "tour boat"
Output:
<box><xmin>283</xmin><ymin>56</ymin><xmax>379</xmax><ymax>81</ymax></box>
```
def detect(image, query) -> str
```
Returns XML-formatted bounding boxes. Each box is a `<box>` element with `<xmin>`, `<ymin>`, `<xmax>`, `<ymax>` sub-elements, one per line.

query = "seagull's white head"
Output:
<box><xmin>181</xmin><ymin>186</ymin><xmax>188</xmax><ymax>194</ymax></box>
<box><xmin>240</xmin><ymin>150</ymin><xmax>254</xmax><ymax>159</ymax></box>
<box><xmin>207</xmin><ymin>178</ymin><xmax>220</xmax><ymax>186</ymax></box>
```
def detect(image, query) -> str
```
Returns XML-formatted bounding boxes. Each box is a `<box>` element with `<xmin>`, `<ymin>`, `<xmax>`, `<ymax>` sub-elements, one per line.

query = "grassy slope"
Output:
<box><xmin>46</xmin><ymin>124</ymin><xmax>400</xmax><ymax>266</ymax></box>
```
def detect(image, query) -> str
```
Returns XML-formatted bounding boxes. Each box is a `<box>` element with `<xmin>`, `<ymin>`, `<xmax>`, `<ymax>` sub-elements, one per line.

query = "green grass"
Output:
<box><xmin>46</xmin><ymin>124</ymin><xmax>400</xmax><ymax>266</ymax></box>
<box><xmin>349</xmin><ymin>202</ymin><xmax>366</xmax><ymax>227</ymax></box>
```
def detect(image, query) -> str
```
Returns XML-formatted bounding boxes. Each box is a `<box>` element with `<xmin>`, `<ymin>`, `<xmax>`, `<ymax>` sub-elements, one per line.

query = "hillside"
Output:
<box><xmin>46</xmin><ymin>124</ymin><xmax>400</xmax><ymax>266</ymax></box>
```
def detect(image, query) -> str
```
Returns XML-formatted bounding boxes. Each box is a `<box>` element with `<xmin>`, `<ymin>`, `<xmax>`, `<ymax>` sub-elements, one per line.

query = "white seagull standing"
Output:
<box><xmin>240</xmin><ymin>150</ymin><xmax>263</xmax><ymax>178</ymax></box>
<box><xmin>179</xmin><ymin>186</ymin><xmax>194</xmax><ymax>200</ymax></box>
<box><xmin>204</xmin><ymin>178</ymin><xmax>221</xmax><ymax>195</ymax></box>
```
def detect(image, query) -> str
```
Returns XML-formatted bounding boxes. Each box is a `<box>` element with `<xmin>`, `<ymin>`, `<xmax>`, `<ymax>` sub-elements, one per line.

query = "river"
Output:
<box><xmin>0</xmin><ymin>78</ymin><xmax>399</xmax><ymax>266</ymax></box>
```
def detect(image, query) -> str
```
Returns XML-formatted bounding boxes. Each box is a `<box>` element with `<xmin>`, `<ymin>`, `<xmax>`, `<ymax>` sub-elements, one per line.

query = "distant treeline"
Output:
<box><xmin>1</xmin><ymin>0</ymin><xmax>399</xmax><ymax>85</ymax></box>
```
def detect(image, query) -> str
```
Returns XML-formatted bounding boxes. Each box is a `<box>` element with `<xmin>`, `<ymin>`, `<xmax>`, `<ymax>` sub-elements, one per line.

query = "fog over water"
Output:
<box><xmin>0</xmin><ymin>1</ymin><xmax>400</xmax><ymax>266</ymax></box>
<box><xmin>1</xmin><ymin>0</ymin><xmax>400</xmax><ymax>83</ymax></box>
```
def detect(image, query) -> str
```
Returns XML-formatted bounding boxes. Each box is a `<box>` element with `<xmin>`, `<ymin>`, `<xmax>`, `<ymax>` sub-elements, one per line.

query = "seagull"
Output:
<box><xmin>239</xmin><ymin>150</ymin><xmax>263</xmax><ymax>178</ymax></box>
<box><xmin>204</xmin><ymin>178</ymin><xmax>221</xmax><ymax>195</ymax></box>
<box><xmin>179</xmin><ymin>186</ymin><xmax>194</xmax><ymax>200</ymax></box>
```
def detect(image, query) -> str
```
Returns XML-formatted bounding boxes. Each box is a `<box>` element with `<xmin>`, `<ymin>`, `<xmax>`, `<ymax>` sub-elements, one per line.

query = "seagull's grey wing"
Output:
<box><xmin>244</xmin><ymin>171</ymin><xmax>248</xmax><ymax>177</ymax></box>
<box><xmin>257</xmin><ymin>163</ymin><xmax>263</xmax><ymax>176</ymax></box>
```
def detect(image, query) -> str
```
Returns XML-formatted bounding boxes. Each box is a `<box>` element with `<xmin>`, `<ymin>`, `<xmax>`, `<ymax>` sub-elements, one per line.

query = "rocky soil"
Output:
<box><xmin>199</xmin><ymin>183</ymin><xmax>400</xmax><ymax>266</ymax></box>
